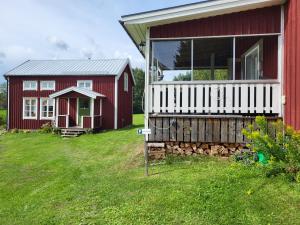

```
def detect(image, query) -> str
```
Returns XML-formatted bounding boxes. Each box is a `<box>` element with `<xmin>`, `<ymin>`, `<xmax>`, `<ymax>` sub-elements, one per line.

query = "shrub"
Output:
<box><xmin>40</xmin><ymin>122</ymin><xmax>53</xmax><ymax>133</ymax></box>
<box><xmin>242</xmin><ymin>116</ymin><xmax>300</xmax><ymax>181</ymax></box>
<box><xmin>10</xmin><ymin>128</ymin><xmax>19</xmax><ymax>133</ymax></box>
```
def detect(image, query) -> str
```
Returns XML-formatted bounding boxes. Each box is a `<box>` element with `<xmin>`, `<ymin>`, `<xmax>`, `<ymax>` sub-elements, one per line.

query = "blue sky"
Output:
<box><xmin>0</xmin><ymin>0</ymin><xmax>200</xmax><ymax>81</ymax></box>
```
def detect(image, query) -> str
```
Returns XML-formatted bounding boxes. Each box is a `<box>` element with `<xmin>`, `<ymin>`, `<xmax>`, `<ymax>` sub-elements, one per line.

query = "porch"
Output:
<box><xmin>49</xmin><ymin>86</ymin><xmax>105</xmax><ymax>130</ymax></box>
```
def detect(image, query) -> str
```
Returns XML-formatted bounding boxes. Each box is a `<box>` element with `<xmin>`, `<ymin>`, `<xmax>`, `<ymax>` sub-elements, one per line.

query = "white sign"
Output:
<box><xmin>137</xmin><ymin>129</ymin><xmax>152</xmax><ymax>135</ymax></box>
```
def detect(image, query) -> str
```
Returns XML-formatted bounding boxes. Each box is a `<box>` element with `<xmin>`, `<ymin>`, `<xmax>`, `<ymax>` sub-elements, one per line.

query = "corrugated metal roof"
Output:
<box><xmin>5</xmin><ymin>59</ymin><xmax>129</xmax><ymax>76</ymax></box>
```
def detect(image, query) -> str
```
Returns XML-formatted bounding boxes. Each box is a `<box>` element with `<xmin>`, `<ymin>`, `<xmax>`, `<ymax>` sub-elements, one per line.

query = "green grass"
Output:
<box><xmin>0</xmin><ymin>114</ymin><xmax>299</xmax><ymax>225</ymax></box>
<box><xmin>0</xmin><ymin>109</ymin><xmax>6</xmax><ymax>124</ymax></box>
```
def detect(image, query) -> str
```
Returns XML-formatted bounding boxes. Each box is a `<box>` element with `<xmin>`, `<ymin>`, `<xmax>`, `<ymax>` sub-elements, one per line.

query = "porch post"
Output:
<box><xmin>55</xmin><ymin>98</ymin><xmax>59</xmax><ymax>127</ymax></box>
<box><xmin>91</xmin><ymin>98</ymin><xmax>94</xmax><ymax>129</ymax></box>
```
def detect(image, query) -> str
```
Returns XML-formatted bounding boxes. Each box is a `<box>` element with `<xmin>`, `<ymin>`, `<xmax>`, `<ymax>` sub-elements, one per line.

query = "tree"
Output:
<box><xmin>133</xmin><ymin>68</ymin><xmax>145</xmax><ymax>114</ymax></box>
<box><xmin>0</xmin><ymin>83</ymin><xmax>7</xmax><ymax>109</ymax></box>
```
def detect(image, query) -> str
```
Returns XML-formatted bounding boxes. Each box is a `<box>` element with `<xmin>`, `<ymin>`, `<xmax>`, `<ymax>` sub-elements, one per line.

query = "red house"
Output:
<box><xmin>120</xmin><ymin>0</ymin><xmax>300</xmax><ymax>147</ymax></box>
<box><xmin>4</xmin><ymin>59</ymin><xmax>135</xmax><ymax>131</ymax></box>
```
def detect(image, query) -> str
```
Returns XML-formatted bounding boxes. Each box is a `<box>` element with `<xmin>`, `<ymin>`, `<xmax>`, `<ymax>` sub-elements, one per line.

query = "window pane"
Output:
<box><xmin>193</xmin><ymin>38</ymin><xmax>233</xmax><ymax>80</ymax></box>
<box><xmin>151</xmin><ymin>40</ymin><xmax>192</xmax><ymax>81</ymax></box>
<box><xmin>48</xmin><ymin>112</ymin><xmax>53</xmax><ymax>117</ymax></box>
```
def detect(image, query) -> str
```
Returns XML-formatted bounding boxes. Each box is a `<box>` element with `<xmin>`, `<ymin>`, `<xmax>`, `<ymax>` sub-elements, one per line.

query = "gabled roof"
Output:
<box><xmin>49</xmin><ymin>86</ymin><xmax>106</xmax><ymax>99</ymax></box>
<box><xmin>120</xmin><ymin>0</ymin><xmax>285</xmax><ymax>56</ymax></box>
<box><xmin>5</xmin><ymin>59</ymin><xmax>130</xmax><ymax>76</ymax></box>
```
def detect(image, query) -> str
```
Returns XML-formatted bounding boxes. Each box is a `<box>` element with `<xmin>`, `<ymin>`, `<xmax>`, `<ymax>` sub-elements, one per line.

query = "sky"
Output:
<box><xmin>0</xmin><ymin>0</ymin><xmax>200</xmax><ymax>82</ymax></box>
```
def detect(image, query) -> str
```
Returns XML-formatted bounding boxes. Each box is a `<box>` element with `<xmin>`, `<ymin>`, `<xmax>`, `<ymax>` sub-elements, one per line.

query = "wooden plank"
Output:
<box><xmin>211</xmin><ymin>84</ymin><xmax>218</xmax><ymax>113</ymax></box>
<box><xmin>249</xmin><ymin>84</ymin><xmax>255</xmax><ymax>113</ymax></box>
<box><xmin>162</xmin><ymin>118</ymin><xmax>169</xmax><ymax>142</ymax></box>
<box><xmin>149</xmin><ymin>118</ymin><xmax>155</xmax><ymax>141</ymax></box>
<box><xmin>169</xmin><ymin>118</ymin><xmax>177</xmax><ymax>142</ymax></box>
<box><xmin>221</xmin><ymin>119</ymin><xmax>229</xmax><ymax>143</ymax></box>
<box><xmin>155</xmin><ymin>118</ymin><xmax>163</xmax><ymax>142</ymax></box>
<box><xmin>191</xmin><ymin>118</ymin><xmax>198</xmax><ymax>142</ymax></box>
<box><xmin>161</xmin><ymin>85</ymin><xmax>167</xmax><ymax>113</ymax></box>
<box><xmin>228</xmin><ymin>118</ymin><xmax>236</xmax><ymax>143</ymax></box>
<box><xmin>256</xmin><ymin>84</ymin><xmax>264</xmax><ymax>113</ymax></box>
<box><xmin>272</xmin><ymin>84</ymin><xmax>279</xmax><ymax>114</ymax></box>
<box><xmin>243</xmin><ymin>118</ymin><xmax>252</xmax><ymax>143</ymax></box>
<box><xmin>177</xmin><ymin>118</ymin><xmax>184</xmax><ymax>142</ymax></box>
<box><xmin>265</xmin><ymin>84</ymin><xmax>271</xmax><ymax>113</ymax></box>
<box><xmin>182</xmin><ymin>85</ymin><xmax>189</xmax><ymax>113</ymax></box>
<box><xmin>147</xmin><ymin>143</ymin><xmax>165</xmax><ymax>147</ymax></box>
<box><xmin>190</xmin><ymin>85</ymin><xmax>195</xmax><ymax>112</ymax></box>
<box><xmin>206</xmin><ymin>119</ymin><xmax>213</xmax><ymax>142</ymax></box>
<box><xmin>219</xmin><ymin>84</ymin><xmax>224</xmax><ymax>113</ymax></box>
<box><xmin>204</xmin><ymin>85</ymin><xmax>210</xmax><ymax>113</ymax></box>
<box><xmin>176</xmin><ymin>85</ymin><xmax>181</xmax><ymax>113</ymax></box>
<box><xmin>183</xmin><ymin>119</ymin><xmax>191</xmax><ymax>142</ymax></box>
<box><xmin>234</xmin><ymin>84</ymin><xmax>240</xmax><ymax>113</ymax></box>
<box><xmin>196</xmin><ymin>85</ymin><xmax>203</xmax><ymax>113</ymax></box>
<box><xmin>213</xmin><ymin>119</ymin><xmax>221</xmax><ymax>142</ymax></box>
<box><xmin>236</xmin><ymin>118</ymin><xmax>244</xmax><ymax>143</ymax></box>
<box><xmin>198</xmin><ymin>118</ymin><xmax>206</xmax><ymax>142</ymax></box>
<box><xmin>168</xmin><ymin>85</ymin><xmax>175</xmax><ymax>113</ymax></box>
<box><xmin>240</xmin><ymin>84</ymin><xmax>248</xmax><ymax>113</ymax></box>
<box><xmin>225</xmin><ymin>84</ymin><xmax>233</xmax><ymax>113</ymax></box>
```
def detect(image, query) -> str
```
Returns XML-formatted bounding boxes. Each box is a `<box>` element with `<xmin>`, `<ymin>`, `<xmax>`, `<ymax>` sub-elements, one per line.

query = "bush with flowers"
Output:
<box><xmin>242</xmin><ymin>116</ymin><xmax>300</xmax><ymax>182</ymax></box>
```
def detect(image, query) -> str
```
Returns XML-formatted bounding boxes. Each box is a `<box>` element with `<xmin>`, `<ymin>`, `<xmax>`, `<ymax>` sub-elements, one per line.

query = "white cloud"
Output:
<box><xmin>47</xmin><ymin>36</ymin><xmax>69</xmax><ymax>51</ymax></box>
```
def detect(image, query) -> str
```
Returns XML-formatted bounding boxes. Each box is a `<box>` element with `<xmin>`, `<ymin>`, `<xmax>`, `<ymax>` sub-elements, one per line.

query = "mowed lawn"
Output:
<box><xmin>0</xmin><ymin>115</ymin><xmax>300</xmax><ymax>225</ymax></box>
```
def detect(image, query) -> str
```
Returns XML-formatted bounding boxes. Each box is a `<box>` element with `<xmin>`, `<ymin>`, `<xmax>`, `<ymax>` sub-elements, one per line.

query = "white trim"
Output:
<box><xmin>7</xmin><ymin>77</ymin><xmax>9</xmax><ymax>130</ymax></box>
<box><xmin>145</xmin><ymin>28</ymin><xmax>150</xmax><ymax>141</ymax></box>
<box><xmin>49</xmin><ymin>86</ymin><xmax>105</xmax><ymax>99</ymax></box>
<box><xmin>40</xmin><ymin>98</ymin><xmax>55</xmax><ymax>120</ymax></box>
<box><xmin>22</xmin><ymin>97</ymin><xmax>38</xmax><ymax>120</ymax></box>
<box><xmin>91</xmin><ymin>98</ymin><xmax>94</xmax><ymax>129</ymax></box>
<box><xmin>233</xmin><ymin>37</ymin><xmax>236</xmax><ymax>80</ymax></box>
<box><xmin>114</xmin><ymin>76</ymin><xmax>118</xmax><ymax>129</ymax></box>
<box><xmin>67</xmin><ymin>98</ymin><xmax>70</xmax><ymax>115</ymax></box>
<box><xmin>76</xmin><ymin>98</ymin><xmax>79</xmax><ymax>125</ymax></box>
<box><xmin>124</xmin><ymin>72</ymin><xmax>129</xmax><ymax>92</ymax></box>
<box><xmin>23</xmin><ymin>80</ymin><xmax>37</xmax><ymax>91</ymax></box>
<box><xmin>40</xmin><ymin>80</ymin><xmax>55</xmax><ymax>91</ymax></box>
<box><xmin>279</xmin><ymin>5</ymin><xmax>285</xmax><ymax>118</ymax></box>
<box><xmin>122</xmin><ymin>0</ymin><xmax>284</xmax><ymax>25</ymax></box>
<box><xmin>55</xmin><ymin>98</ymin><xmax>59</xmax><ymax>127</ymax></box>
<box><xmin>115</xmin><ymin>59</ymin><xmax>136</xmax><ymax>86</ymax></box>
<box><xmin>77</xmin><ymin>80</ymin><xmax>93</xmax><ymax>90</ymax></box>
<box><xmin>149</xmin><ymin>33</ymin><xmax>281</xmax><ymax>41</ymax></box>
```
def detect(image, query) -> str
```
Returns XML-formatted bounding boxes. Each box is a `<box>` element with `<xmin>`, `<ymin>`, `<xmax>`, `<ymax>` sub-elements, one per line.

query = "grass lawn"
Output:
<box><xmin>0</xmin><ymin>114</ymin><xmax>300</xmax><ymax>225</ymax></box>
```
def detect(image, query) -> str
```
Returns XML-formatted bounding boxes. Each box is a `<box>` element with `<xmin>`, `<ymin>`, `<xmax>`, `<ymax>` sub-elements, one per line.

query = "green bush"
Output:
<box><xmin>40</xmin><ymin>122</ymin><xmax>53</xmax><ymax>133</ymax></box>
<box><xmin>242</xmin><ymin>116</ymin><xmax>300</xmax><ymax>181</ymax></box>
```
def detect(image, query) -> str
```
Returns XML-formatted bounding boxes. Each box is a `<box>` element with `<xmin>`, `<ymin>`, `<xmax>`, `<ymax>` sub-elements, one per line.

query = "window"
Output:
<box><xmin>41</xmin><ymin>81</ymin><xmax>55</xmax><ymax>91</ymax></box>
<box><xmin>23</xmin><ymin>98</ymin><xmax>37</xmax><ymax>119</ymax></box>
<box><xmin>40</xmin><ymin>98</ymin><xmax>54</xmax><ymax>119</ymax></box>
<box><xmin>151</xmin><ymin>40</ymin><xmax>192</xmax><ymax>82</ymax></box>
<box><xmin>77</xmin><ymin>80</ymin><xmax>92</xmax><ymax>90</ymax></box>
<box><xmin>23</xmin><ymin>81</ymin><xmax>37</xmax><ymax>91</ymax></box>
<box><xmin>124</xmin><ymin>73</ymin><xmax>128</xmax><ymax>92</ymax></box>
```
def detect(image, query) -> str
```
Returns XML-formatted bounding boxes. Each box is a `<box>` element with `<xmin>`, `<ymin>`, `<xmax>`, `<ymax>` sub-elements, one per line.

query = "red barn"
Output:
<box><xmin>4</xmin><ymin>59</ymin><xmax>135</xmax><ymax>131</ymax></box>
<box><xmin>120</xmin><ymin>0</ymin><xmax>300</xmax><ymax>149</ymax></box>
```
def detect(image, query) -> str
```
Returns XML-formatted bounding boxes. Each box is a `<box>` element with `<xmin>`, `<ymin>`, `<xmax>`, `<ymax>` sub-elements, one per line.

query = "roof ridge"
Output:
<box><xmin>25</xmin><ymin>58</ymin><xmax>129</xmax><ymax>62</ymax></box>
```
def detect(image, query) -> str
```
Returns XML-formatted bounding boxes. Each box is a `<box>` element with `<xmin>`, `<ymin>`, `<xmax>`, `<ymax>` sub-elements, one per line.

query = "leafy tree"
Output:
<box><xmin>0</xmin><ymin>83</ymin><xmax>7</xmax><ymax>109</ymax></box>
<box><xmin>173</xmin><ymin>71</ymin><xmax>191</xmax><ymax>81</ymax></box>
<box><xmin>132</xmin><ymin>68</ymin><xmax>145</xmax><ymax>114</ymax></box>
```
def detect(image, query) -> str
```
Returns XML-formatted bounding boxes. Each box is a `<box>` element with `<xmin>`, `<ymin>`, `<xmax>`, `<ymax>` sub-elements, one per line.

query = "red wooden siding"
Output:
<box><xmin>117</xmin><ymin>65</ymin><xmax>133</xmax><ymax>128</ymax></box>
<box><xmin>284</xmin><ymin>0</ymin><xmax>300</xmax><ymax>130</ymax></box>
<box><xmin>8</xmin><ymin>76</ymin><xmax>115</xmax><ymax>130</ymax></box>
<box><xmin>58</xmin><ymin>115</ymin><xmax>67</xmax><ymax>128</ymax></box>
<box><xmin>82</xmin><ymin>117</ymin><xmax>92</xmax><ymax>129</ymax></box>
<box><xmin>69</xmin><ymin>98</ymin><xmax>77</xmax><ymax>127</ymax></box>
<box><xmin>235</xmin><ymin>36</ymin><xmax>278</xmax><ymax>80</ymax></box>
<box><xmin>150</xmin><ymin>6</ymin><xmax>281</xmax><ymax>38</ymax></box>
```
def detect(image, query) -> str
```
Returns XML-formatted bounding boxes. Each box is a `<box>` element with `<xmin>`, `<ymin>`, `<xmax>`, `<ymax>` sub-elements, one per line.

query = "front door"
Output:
<box><xmin>78</xmin><ymin>98</ymin><xmax>90</xmax><ymax>126</ymax></box>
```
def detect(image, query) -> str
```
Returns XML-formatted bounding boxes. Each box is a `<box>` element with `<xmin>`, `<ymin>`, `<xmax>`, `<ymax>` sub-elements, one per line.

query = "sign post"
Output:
<box><xmin>137</xmin><ymin>128</ymin><xmax>152</xmax><ymax>176</ymax></box>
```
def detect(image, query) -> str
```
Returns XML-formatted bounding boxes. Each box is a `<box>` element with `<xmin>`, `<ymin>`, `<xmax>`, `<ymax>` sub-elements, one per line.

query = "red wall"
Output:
<box><xmin>117</xmin><ymin>65</ymin><xmax>133</xmax><ymax>128</ymax></box>
<box><xmin>8</xmin><ymin>76</ymin><xmax>115</xmax><ymax>130</ymax></box>
<box><xmin>150</xmin><ymin>6</ymin><xmax>281</xmax><ymax>38</ymax></box>
<box><xmin>284</xmin><ymin>0</ymin><xmax>300</xmax><ymax>130</ymax></box>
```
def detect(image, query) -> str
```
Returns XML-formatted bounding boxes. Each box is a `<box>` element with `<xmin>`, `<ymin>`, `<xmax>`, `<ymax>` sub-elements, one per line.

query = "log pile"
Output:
<box><xmin>148</xmin><ymin>142</ymin><xmax>247</xmax><ymax>160</ymax></box>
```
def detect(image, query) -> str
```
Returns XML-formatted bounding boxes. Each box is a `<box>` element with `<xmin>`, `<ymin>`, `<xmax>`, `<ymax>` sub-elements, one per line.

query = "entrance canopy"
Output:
<box><xmin>49</xmin><ymin>86</ymin><xmax>106</xmax><ymax>99</ymax></box>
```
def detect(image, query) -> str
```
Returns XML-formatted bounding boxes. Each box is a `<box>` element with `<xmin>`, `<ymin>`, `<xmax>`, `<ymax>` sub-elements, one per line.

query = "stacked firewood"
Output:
<box><xmin>148</xmin><ymin>142</ymin><xmax>246</xmax><ymax>160</ymax></box>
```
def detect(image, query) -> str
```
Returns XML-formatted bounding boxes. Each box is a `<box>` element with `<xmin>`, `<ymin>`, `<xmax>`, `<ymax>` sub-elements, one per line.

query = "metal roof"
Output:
<box><xmin>5</xmin><ymin>59</ymin><xmax>130</xmax><ymax>76</ymax></box>
<box><xmin>49</xmin><ymin>86</ymin><xmax>106</xmax><ymax>99</ymax></box>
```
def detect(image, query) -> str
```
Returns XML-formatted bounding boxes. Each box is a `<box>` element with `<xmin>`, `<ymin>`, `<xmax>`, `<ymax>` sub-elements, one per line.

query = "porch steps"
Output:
<box><xmin>61</xmin><ymin>128</ymin><xmax>86</xmax><ymax>137</ymax></box>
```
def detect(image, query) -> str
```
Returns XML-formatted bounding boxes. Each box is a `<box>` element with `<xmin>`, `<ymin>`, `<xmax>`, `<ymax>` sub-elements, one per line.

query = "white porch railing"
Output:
<box><xmin>149</xmin><ymin>80</ymin><xmax>281</xmax><ymax>115</ymax></box>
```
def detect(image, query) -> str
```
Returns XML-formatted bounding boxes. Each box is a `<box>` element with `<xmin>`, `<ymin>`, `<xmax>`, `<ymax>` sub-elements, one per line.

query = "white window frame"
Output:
<box><xmin>77</xmin><ymin>80</ymin><xmax>93</xmax><ymax>90</ymax></box>
<box><xmin>23</xmin><ymin>97</ymin><xmax>38</xmax><ymax>120</ymax></box>
<box><xmin>40</xmin><ymin>81</ymin><xmax>56</xmax><ymax>91</ymax></box>
<box><xmin>124</xmin><ymin>73</ymin><xmax>129</xmax><ymax>92</ymax></box>
<box><xmin>40</xmin><ymin>98</ymin><xmax>55</xmax><ymax>120</ymax></box>
<box><xmin>23</xmin><ymin>81</ymin><xmax>37</xmax><ymax>91</ymax></box>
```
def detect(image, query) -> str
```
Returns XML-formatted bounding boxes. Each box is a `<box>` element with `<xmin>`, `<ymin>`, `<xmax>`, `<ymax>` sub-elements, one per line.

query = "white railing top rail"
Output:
<box><xmin>151</xmin><ymin>79</ymin><xmax>279</xmax><ymax>85</ymax></box>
